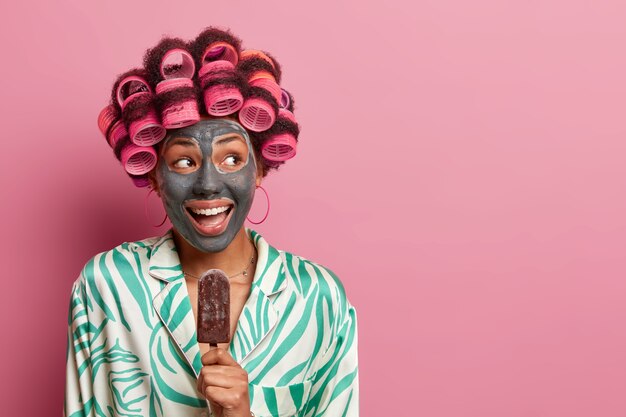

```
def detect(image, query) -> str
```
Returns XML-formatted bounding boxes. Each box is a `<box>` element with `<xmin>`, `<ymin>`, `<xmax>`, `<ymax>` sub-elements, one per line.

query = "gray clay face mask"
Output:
<box><xmin>155</xmin><ymin>119</ymin><xmax>257</xmax><ymax>253</ymax></box>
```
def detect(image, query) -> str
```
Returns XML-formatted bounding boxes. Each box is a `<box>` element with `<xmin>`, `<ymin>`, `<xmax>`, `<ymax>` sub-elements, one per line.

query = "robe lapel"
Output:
<box><xmin>230</xmin><ymin>229</ymin><xmax>288</xmax><ymax>363</ymax></box>
<box><xmin>146</xmin><ymin>229</ymin><xmax>288</xmax><ymax>374</ymax></box>
<box><xmin>148</xmin><ymin>231</ymin><xmax>202</xmax><ymax>376</ymax></box>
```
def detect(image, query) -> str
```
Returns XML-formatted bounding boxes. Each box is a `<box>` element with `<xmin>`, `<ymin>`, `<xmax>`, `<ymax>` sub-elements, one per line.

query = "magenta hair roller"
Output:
<box><xmin>280</xmin><ymin>89</ymin><xmax>291</xmax><ymax>109</ymax></box>
<box><xmin>202</xmin><ymin>42</ymin><xmax>239</xmax><ymax>67</ymax></box>
<box><xmin>261</xmin><ymin>133</ymin><xmax>297</xmax><ymax>162</ymax></box>
<box><xmin>249</xmin><ymin>77</ymin><xmax>281</xmax><ymax>103</ymax></box>
<box><xmin>160</xmin><ymin>48</ymin><xmax>196</xmax><ymax>79</ymax></box>
<box><xmin>98</xmin><ymin>105</ymin><xmax>118</xmax><ymax>137</ymax></box>
<box><xmin>156</xmin><ymin>78</ymin><xmax>200</xmax><ymax>129</ymax></box>
<box><xmin>121</xmin><ymin>143</ymin><xmax>158</xmax><ymax>175</ymax></box>
<box><xmin>199</xmin><ymin>61</ymin><xmax>244</xmax><ymax>116</ymax></box>
<box><xmin>239</xmin><ymin>98</ymin><xmax>276</xmax><ymax>132</ymax></box>
<box><xmin>129</xmin><ymin>174</ymin><xmax>151</xmax><ymax>188</ymax></box>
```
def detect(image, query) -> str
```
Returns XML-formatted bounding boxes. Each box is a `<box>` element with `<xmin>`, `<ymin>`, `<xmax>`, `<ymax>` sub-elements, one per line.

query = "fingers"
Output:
<box><xmin>198</xmin><ymin>365</ymin><xmax>249</xmax><ymax>389</ymax></box>
<box><xmin>196</xmin><ymin>362</ymin><xmax>250</xmax><ymax>413</ymax></box>
<box><xmin>201</xmin><ymin>347</ymin><xmax>240</xmax><ymax>366</ymax></box>
<box><xmin>196</xmin><ymin>348</ymin><xmax>249</xmax><ymax>403</ymax></box>
<box><xmin>203</xmin><ymin>386</ymin><xmax>250</xmax><ymax>411</ymax></box>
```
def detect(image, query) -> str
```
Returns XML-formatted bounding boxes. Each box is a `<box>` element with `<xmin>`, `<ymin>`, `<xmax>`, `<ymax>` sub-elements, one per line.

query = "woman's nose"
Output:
<box><xmin>192</xmin><ymin>161</ymin><xmax>223</xmax><ymax>196</ymax></box>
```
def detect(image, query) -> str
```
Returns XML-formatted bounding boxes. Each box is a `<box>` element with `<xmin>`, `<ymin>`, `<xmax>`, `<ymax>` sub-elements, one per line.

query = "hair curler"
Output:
<box><xmin>202</xmin><ymin>41</ymin><xmax>239</xmax><ymax>67</ymax></box>
<box><xmin>280</xmin><ymin>89</ymin><xmax>291</xmax><ymax>109</ymax></box>
<box><xmin>117</xmin><ymin>76</ymin><xmax>166</xmax><ymax>146</ymax></box>
<box><xmin>248</xmin><ymin>70</ymin><xmax>275</xmax><ymax>83</ymax></box>
<box><xmin>261</xmin><ymin>133</ymin><xmax>297</xmax><ymax>162</ymax></box>
<box><xmin>129</xmin><ymin>174</ymin><xmax>151</xmax><ymax>188</ymax></box>
<box><xmin>239</xmin><ymin>49</ymin><xmax>276</xmax><ymax>70</ymax></box>
<box><xmin>156</xmin><ymin>78</ymin><xmax>200</xmax><ymax>129</ymax></box>
<box><xmin>160</xmin><ymin>48</ymin><xmax>196</xmax><ymax>79</ymax></box>
<box><xmin>97</xmin><ymin>105</ymin><xmax>118</xmax><ymax>137</ymax></box>
<box><xmin>106</xmin><ymin>120</ymin><xmax>128</xmax><ymax>148</ymax></box>
<box><xmin>116</xmin><ymin>76</ymin><xmax>151</xmax><ymax>108</ymax></box>
<box><xmin>204</xmin><ymin>84</ymin><xmax>244</xmax><ymax>116</ymax></box>
<box><xmin>249</xmin><ymin>77</ymin><xmax>282</xmax><ymax>103</ymax></box>
<box><xmin>121</xmin><ymin>143</ymin><xmax>158</xmax><ymax>175</ymax></box>
<box><xmin>199</xmin><ymin>61</ymin><xmax>244</xmax><ymax>116</ymax></box>
<box><xmin>198</xmin><ymin>59</ymin><xmax>235</xmax><ymax>78</ymax></box>
<box><xmin>125</xmin><ymin>96</ymin><xmax>166</xmax><ymax>146</ymax></box>
<box><xmin>238</xmin><ymin>97</ymin><xmax>276</xmax><ymax>132</ymax></box>
<box><xmin>278</xmin><ymin>108</ymin><xmax>296</xmax><ymax>123</ymax></box>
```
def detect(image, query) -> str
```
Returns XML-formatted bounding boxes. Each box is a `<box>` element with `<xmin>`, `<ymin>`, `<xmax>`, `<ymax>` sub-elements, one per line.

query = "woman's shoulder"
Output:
<box><xmin>278</xmin><ymin>249</ymin><xmax>353</xmax><ymax>312</ymax></box>
<box><xmin>73</xmin><ymin>234</ymin><xmax>167</xmax><ymax>288</ymax></box>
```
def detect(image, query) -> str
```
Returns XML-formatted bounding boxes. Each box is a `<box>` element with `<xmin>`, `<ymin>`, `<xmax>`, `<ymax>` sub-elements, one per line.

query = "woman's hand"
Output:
<box><xmin>197</xmin><ymin>347</ymin><xmax>251</xmax><ymax>417</ymax></box>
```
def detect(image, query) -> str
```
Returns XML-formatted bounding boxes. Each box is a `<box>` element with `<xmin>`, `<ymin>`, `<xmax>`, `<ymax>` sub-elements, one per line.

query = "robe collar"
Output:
<box><xmin>148</xmin><ymin>228</ymin><xmax>287</xmax><ymax>373</ymax></box>
<box><xmin>147</xmin><ymin>228</ymin><xmax>287</xmax><ymax>295</ymax></box>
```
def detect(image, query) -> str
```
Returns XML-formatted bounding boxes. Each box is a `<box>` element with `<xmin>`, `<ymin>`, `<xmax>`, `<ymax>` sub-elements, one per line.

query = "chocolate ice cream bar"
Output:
<box><xmin>197</xmin><ymin>269</ymin><xmax>230</xmax><ymax>346</ymax></box>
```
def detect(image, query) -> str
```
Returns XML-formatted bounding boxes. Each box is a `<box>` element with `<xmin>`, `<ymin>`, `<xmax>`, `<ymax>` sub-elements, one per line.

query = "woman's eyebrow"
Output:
<box><xmin>213</xmin><ymin>134</ymin><xmax>246</xmax><ymax>146</ymax></box>
<box><xmin>165</xmin><ymin>137</ymin><xmax>198</xmax><ymax>147</ymax></box>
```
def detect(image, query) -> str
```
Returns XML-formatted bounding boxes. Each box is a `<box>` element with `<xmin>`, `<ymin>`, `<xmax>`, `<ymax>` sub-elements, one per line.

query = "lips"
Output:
<box><xmin>184</xmin><ymin>199</ymin><xmax>234</xmax><ymax>236</ymax></box>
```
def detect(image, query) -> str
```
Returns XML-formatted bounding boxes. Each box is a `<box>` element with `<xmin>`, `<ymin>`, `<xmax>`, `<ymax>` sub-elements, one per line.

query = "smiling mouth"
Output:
<box><xmin>184</xmin><ymin>201</ymin><xmax>234</xmax><ymax>236</ymax></box>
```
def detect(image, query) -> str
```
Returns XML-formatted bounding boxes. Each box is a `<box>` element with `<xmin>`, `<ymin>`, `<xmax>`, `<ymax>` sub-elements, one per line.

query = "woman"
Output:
<box><xmin>65</xmin><ymin>27</ymin><xmax>358</xmax><ymax>417</ymax></box>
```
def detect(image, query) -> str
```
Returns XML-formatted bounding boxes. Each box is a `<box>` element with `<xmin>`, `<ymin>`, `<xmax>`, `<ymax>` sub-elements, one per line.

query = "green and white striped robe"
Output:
<box><xmin>65</xmin><ymin>228</ymin><xmax>358</xmax><ymax>417</ymax></box>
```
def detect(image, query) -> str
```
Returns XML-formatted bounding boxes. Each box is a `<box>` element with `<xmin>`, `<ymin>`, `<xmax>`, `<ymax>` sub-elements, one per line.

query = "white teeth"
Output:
<box><xmin>190</xmin><ymin>206</ymin><xmax>230</xmax><ymax>216</ymax></box>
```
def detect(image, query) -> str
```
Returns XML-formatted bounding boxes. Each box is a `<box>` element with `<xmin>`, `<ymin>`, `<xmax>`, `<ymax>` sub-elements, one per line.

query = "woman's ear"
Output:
<box><xmin>255</xmin><ymin>163</ymin><xmax>264</xmax><ymax>187</ymax></box>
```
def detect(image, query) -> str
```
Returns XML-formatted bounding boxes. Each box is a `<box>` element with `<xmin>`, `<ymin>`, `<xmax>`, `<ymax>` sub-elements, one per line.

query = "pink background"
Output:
<box><xmin>1</xmin><ymin>0</ymin><xmax>626</xmax><ymax>415</ymax></box>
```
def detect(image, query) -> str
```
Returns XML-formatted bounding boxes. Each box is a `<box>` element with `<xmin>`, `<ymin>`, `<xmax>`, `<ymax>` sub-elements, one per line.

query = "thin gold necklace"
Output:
<box><xmin>183</xmin><ymin>251</ymin><xmax>256</xmax><ymax>280</ymax></box>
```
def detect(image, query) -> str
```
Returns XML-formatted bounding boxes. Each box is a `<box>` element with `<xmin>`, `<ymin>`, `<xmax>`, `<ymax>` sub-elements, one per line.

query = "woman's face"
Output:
<box><xmin>154</xmin><ymin>119</ymin><xmax>259</xmax><ymax>253</ymax></box>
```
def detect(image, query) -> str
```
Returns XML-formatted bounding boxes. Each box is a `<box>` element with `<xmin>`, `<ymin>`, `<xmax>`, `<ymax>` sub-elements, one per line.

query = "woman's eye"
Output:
<box><xmin>173</xmin><ymin>158</ymin><xmax>194</xmax><ymax>169</ymax></box>
<box><xmin>224</xmin><ymin>155</ymin><xmax>239</xmax><ymax>166</ymax></box>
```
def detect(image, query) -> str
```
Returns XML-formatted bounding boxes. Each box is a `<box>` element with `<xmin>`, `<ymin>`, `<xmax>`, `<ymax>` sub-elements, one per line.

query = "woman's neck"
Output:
<box><xmin>172</xmin><ymin>227</ymin><xmax>256</xmax><ymax>278</ymax></box>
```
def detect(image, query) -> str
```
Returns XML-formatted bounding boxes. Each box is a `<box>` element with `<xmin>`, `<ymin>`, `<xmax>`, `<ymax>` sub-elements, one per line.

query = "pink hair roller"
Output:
<box><xmin>238</xmin><ymin>97</ymin><xmax>276</xmax><ymax>132</ymax></box>
<box><xmin>198</xmin><ymin>60</ymin><xmax>235</xmax><ymax>79</ymax></box>
<box><xmin>261</xmin><ymin>133</ymin><xmax>297</xmax><ymax>162</ymax></box>
<box><xmin>107</xmin><ymin>120</ymin><xmax>128</xmax><ymax>148</ymax></box>
<box><xmin>204</xmin><ymin>85</ymin><xmax>244</xmax><ymax>116</ymax></box>
<box><xmin>97</xmin><ymin>105</ymin><xmax>117</xmax><ymax>137</ymax></box>
<box><xmin>116</xmin><ymin>76</ymin><xmax>152</xmax><ymax>109</ymax></box>
<box><xmin>199</xmin><ymin>61</ymin><xmax>244</xmax><ymax>116</ymax></box>
<box><xmin>202</xmin><ymin>42</ymin><xmax>239</xmax><ymax>67</ymax></box>
<box><xmin>121</xmin><ymin>143</ymin><xmax>158</xmax><ymax>175</ymax></box>
<box><xmin>116</xmin><ymin>76</ymin><xmax>166</xmax><ymax>146</ymax></box>
<box><xmin>278</xmin><ymin>108</ymin><xmax>296</xmax><ymax>123</ymax></box>
<box><xmin>249</xmin><ymin>77</ymin><xmax>282</xmax><ymax>103</ymax></box>
<box><xmin>126</xmin><ymin>94</ymin><xmax>167</xmax><ymax>146</ymax></box>
<box><xmin>160</xmin><ymin>48</ymin><xmax>196</xmax><ymax>79</ymax></box>
<box><xmin>156</xmin><ymin>78</ymin><xmax>200</xmax><ymax>129</ymax></box>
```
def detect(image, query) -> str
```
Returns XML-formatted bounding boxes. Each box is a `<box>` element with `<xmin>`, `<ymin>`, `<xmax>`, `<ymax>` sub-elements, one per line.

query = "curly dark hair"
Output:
<box><xmin>101</xmin><ymin>27</ymin><xmax>299</xmax><ymax>183</ymax></box>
